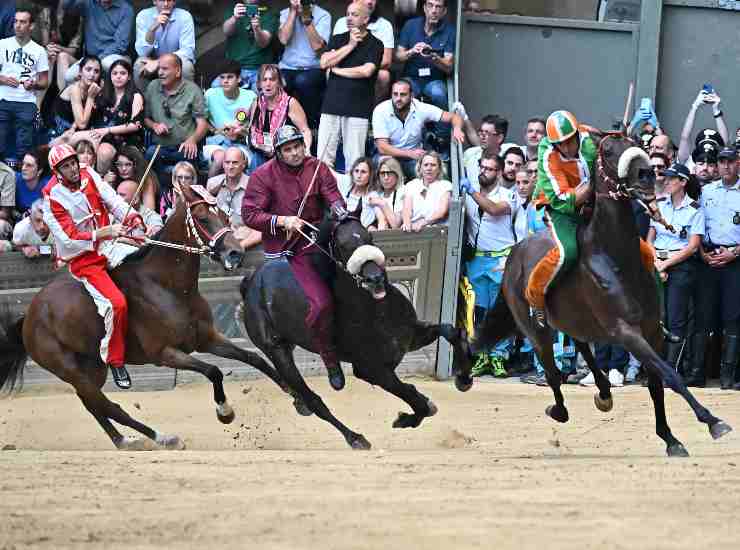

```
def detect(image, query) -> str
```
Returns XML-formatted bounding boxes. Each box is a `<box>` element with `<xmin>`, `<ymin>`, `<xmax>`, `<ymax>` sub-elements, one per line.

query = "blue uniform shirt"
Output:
<box><xmin>651</xmin><ymin>194</ymin><xmax>704</xmax><ymax>250</ymax></box>
<box><xmin>398</xmin><ymin>16</ymin><xmax>455</xmax><ymax>82</ymax></box>
<box><xmin>699</xmin><ymin>178</ymin><xmax>740</xmax><ymax>246</ymax></box>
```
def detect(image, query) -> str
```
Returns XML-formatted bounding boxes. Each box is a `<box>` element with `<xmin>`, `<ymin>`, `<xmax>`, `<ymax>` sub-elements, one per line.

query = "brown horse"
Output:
<box><xmin>474</xmin><ymin>133</ymin><xmax>732</xmax><ymax>457</ymax></box>
<box><xmin>0</xmin><ymin>180</ymin><xmax>290</xmax><ymax>450</ymax></box>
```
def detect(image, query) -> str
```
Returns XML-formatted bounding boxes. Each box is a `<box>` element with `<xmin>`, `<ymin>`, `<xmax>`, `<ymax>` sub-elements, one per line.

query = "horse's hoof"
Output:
<box><xmin>710</xmin><ymin>421</ymin><xmax>733</xmax><ymax>440</ymax></box>
<box><xmin>545</xmin><ymin>404</ymin><xmax>569</xmax><ymax>423</ymax></box>
<box><xmin>393</xmin><ymin>412</ymin><xmax>421</xmax><ymax>429</ymax></box>
<box><xmin>156</xmin><ymin>434</ymin><xmax>186</xmax><ymax>451</ymax></box>
<box><xmin>666</xmin><ymin>443</ymin><xmax>689</xmax><ymax>457</ymax></box>
<box><xmin>594</xmin><ymin>394</ymin><xmax>613</xmax><ymax>413</ymax></box>
<box><xmin>426</xmin><ymin>399</ymin><xmax>438</xmax><ymax>417</ymax></box>
<box><xmin>216</xmin><ymin>402</ymin><xmax>236</xmax><ymax>424</ymax></box>
<box><xmin>293</xmin><ymin>398</ymin><xmax>313</xmax><ymax>417</ymax></box>
<box><xmin>116</xmin><ymin>436</ymin><xmax>155</xmax><ymax>451</ymax></box>
<box><xmin>454</xmin><ymin>374</ymin><xmax>473</xmax><ymax>392</ymax></box>
<box><xmin>349</xmin><ymin>435</ymin><xmax>372</xmax><ymax>450</ymax></box>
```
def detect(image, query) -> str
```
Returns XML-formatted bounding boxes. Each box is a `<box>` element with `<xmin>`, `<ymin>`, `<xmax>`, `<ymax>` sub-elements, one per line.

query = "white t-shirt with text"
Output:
<box><xmin>0</xmin><ymin>37</ymin><xmax>49</xmax><ymax>103</ymax></box>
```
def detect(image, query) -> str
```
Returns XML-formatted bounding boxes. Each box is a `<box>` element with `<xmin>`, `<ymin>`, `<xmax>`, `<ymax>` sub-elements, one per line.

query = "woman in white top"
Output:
<box><xmin>402</xmin><ymin>151</ymin><xmax>451</xmax><ymax>232</ymax></box>
<box><xmin>335</xmin><ymin>157</ymin><xmax>378</xmax><ymax>229</ymax></box>
<box><xmin>369</xmin><ymin>155</ymin><xmax>405</xmax><ymax>230</ymax></box>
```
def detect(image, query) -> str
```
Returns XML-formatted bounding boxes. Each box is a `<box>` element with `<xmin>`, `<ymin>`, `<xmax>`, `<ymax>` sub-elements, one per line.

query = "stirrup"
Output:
<box><xmin>530</xmin><ymin>306</ymin><xmax>547</xmax><ymax>328</ymax></box>
<box><xmin>110</xmin><ymin>365</ymin><xmax>132</xmax><ymax>390</ymax></box>
<box><xmin>661</xmin><ymin>323</ymin><xmax>681</xmax><ymax>343</ymax></box>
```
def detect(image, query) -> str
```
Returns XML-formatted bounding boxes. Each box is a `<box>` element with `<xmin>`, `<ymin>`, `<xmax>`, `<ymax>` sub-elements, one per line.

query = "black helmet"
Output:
<box><xmin>274</xmin><ymin>125</ymin><xmax>304</xmax><ymax>150</ymax></box>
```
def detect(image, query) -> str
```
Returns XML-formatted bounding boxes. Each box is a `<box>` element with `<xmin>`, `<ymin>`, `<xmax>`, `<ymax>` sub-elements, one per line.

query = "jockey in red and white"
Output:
<box><xmin>42</xmin><ymin>144</ymin><xmax>144</xmax><ymax>389</ymax></box>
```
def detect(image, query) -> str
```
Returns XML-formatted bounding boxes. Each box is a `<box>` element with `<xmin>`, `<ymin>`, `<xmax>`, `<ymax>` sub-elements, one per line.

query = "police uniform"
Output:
<box><xmin>649</xmin><ymin>195</ymin><xmax>704</xmax><ymax>340</ymax></box>
<box><xmin>695</xmin><ymin>175</ymin><xmax>740</xmax><ymax>388</ymax></box>
<box><xmin>463</xmin><ymin>178</ymin><xmax>518</xmax><ymax>365</ymax></box>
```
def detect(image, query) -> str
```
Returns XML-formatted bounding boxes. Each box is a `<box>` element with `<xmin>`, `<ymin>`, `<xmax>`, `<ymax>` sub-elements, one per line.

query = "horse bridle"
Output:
<box><xmin>132</xmin><ymin>192</ymin><xmax>233</xmax><ymax>256</ymax></box>
<box><xmin>596</xmin><ymin>132</ymin><xmax>635</xmax><ymax>200</ymax></box>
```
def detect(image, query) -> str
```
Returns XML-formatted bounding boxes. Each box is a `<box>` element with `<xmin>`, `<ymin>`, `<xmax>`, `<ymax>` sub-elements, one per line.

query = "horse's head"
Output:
<box><xmin>331</xmin><ymin>216</ymin><xmax>388</xmax><ymax>300</ymax></box>
<box><xmin>175</xmin><ymin>178</ymin><xmax>244</xmax><ymax>271</ymax></box>
<box><xmin>596</xmin><ymin>133</ymin><xmax>655</xmax><ymax>203</ymax></box>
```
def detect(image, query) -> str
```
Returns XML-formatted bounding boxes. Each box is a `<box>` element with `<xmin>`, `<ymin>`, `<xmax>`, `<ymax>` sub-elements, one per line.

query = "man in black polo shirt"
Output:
<box><xmin>317</xmin><ymin>1</ymin><xmax>383</xmax><ymax>170</ymax></box>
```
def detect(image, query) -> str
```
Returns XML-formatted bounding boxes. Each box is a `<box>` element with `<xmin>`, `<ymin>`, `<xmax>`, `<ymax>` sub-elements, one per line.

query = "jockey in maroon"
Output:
<box><xmin>241</xmin><ymin>125</ymin><xmax>349</xmax><ymax>390</ymax></box>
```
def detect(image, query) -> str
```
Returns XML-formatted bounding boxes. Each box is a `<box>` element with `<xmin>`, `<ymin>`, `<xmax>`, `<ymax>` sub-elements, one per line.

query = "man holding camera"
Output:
<box><xmin>134</xmin><ymin>0</ymin><xmax>196</xmax><ymax>92</ymax></box>
<box><xmin>397</xmin><ymin>0</ymin><xmax>455</xmax><ymax>112</ymax></box>
<box><xmin>224</xmin><ymin>1</ymin><xmax>278</xmax><ymax>91</ymax></box>
<box><xmin>278</xmin><ymin>0</ymin><xmax>332</xmax><ymax>130</ymax></box>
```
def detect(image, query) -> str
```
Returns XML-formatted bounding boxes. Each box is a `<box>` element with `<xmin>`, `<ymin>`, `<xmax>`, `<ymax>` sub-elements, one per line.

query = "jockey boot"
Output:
<box><xmin>320</xmin><ymin>350</ymin><xmax>345</xmax><ymax>391</ymax></box>
<box><xmin>663</xmin><ymin>339</ymin><xmax>685</xmax><ymax>372</ymax></box>
<box><xmin>720</xmin><ymin>330</ymin><xmax>739</xmax><ymax>391</ymax></box>
<box><xmin>109</xmin><ymin>364</ymin><xmax>132</xmax><ymax>390</ymax></box>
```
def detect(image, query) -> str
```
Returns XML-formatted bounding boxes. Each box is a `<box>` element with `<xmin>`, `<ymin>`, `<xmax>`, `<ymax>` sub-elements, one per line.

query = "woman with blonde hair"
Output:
<box><xmin>401</xmin><ymin>151</ymin><xmax>451</xmax><ymax>232</ymax></box>
<box><xmin>160</xmin><ymin>161</ymin><xmax>198</xmax><ymax>217</ymax></box>
<box><xmin>369</xmin><ymin>156</ymin><xmax>405</xmax><ymax>230</ymax></box>
<box><xmin>247</xmin><ymin>64</ymin><xmax>312</xmax><ymax>169</ymax></box>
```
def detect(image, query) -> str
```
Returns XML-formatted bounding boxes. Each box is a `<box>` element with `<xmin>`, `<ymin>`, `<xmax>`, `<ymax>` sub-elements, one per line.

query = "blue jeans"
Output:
<box><xmin>145</xmin><ymin>144</ymin><xmax>205</xmax><ymax>191</ymax></box>
<box><xmin>595</xmin><ymin>343</ymin><xmax>629</xmax><ymax>373</ymax></box>
<box><xmin>211</xmin><ymin>68</ymin><xmax>260</xmax><ymax>92</ymax></box>
<box><xmin>466</xmin><ymin>255</ymin><xmax>511</xmax><ymax>359</ymax></box>
<box><xmin>523</xmin><ymin>334</ymin><xmax>577</xmax><ymax>376</ymax></box>
<box><xmin>0</xmin><ymin>99</ymin><xmax>36</xmax><ymax>160</ymax></box>
<box><xmin>282</xmin><ymin>68</ymin><xmax>326</xmax><ymax>129</ymax></box>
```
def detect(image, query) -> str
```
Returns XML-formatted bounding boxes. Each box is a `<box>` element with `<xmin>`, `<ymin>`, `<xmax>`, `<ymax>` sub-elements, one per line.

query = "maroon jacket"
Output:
<box><xmin>242</xmin><ymin>157</ymin><xmax>344</xmax><ymax>258</ymax></box>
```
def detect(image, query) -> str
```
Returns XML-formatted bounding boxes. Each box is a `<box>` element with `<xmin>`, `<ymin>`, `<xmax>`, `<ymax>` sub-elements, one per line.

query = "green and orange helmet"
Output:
<box><xmin>546</xmin><ymin>110</ymin><xmax>579</xmax><ymax>144</ymax></box>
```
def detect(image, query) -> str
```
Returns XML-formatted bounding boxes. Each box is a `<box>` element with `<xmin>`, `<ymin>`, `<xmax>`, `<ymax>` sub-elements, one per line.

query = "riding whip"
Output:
<box><xmin>287</xmin><ymin>139</ymin><xmax>331</xmax><ymax>241</ymax></box>
<box><xmin>114</xmin><ymin>144</ymin><xmax>160</xmax><ymax>244</ymax></box>
<box><xmin>623</xmin><ymin>81</ymin><xmax>635</xmax><ymax>130</ymax></box>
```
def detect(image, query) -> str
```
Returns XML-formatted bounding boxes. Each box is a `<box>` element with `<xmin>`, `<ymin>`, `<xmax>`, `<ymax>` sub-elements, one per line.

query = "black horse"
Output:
<box><xmin>239</xmin><ymin>217</ymin><xmax>471</xmax><ymax>450</ymax></box>
<box><xmin>475</xmin><ymin>133</ymin><xmax>731</xmax><ymax>456</ymax></box>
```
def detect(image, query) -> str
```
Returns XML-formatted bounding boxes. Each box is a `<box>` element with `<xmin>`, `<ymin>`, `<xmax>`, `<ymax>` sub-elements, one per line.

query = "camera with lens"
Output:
<box><xmin>421</xmin><ymin>46</ymin><xmax>444</xmax><ymax>56</ymax></box>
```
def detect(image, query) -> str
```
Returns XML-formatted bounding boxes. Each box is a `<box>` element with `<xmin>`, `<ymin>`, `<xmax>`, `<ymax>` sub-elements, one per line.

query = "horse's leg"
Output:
<box><xmin>533</xmin><ymin>331</ymin><xmax>569</xmax><ymax>423</ymax></box>
<box><xmin>619</xmin><ymin>326</ymin><xmax>732</xmax><ymax>440</ymax></box>
<box><xmin>354</xmin><ymin>362</ymin><xmax>436</xmax><ymax>429</ymax></box>
<box><xmin>200</xmin><ymin>331</ymin><xmax>312</xmax><ymax>417</ymax></box>
<box><xmin>573</xmin><ymin>340</ymin><xmax>613</xmax><ymax>413</ymax></box>
<box><xmin>159</xmin><ymin>346</ymin><xmax>236</xmax><ymax>424</ymax></box>
<box><xmin>646</xmin><ymin>370</ymin><xmax>689</xmax><ymax>457</ymax></box>
<box><xmin>268</xmin><ymin>345</ymin><xmax>371</xmax><ymax>450</ymax></box>
<box><xmin>408</xmin><ymin>321</ymin><xmax>473</xmax><ymax>392</ymax></box>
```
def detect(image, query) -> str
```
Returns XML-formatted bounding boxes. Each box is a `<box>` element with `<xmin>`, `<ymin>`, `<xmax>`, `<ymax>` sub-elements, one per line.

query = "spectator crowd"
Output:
<box><xmin>0</xmin><ymin>0</ymin><xmax>460</xmax><ymax>257</ymax></box>
<box><xmin>1</xmin><ymin>1</ymin><xmax>738</xmax><ymax>390</ymax></box>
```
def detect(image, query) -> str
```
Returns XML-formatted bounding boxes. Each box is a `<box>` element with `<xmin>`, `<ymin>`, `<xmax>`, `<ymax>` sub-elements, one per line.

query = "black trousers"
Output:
<box><xmin>663</xmin><ymin>260</ymin><xmax>697</xmax><ymax>339</ymax></box>
<box><xmin>695</xmin><ymin>259</ymin><xmax>740</xmax><ymax>333</ymax></box>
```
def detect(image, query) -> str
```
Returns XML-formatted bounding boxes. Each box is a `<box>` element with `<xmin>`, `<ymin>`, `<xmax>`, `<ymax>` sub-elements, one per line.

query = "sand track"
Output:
<box><xmin>2</xmin><ymin>377</ymin><xmax>740</xmax><ymax>549</ymax></box>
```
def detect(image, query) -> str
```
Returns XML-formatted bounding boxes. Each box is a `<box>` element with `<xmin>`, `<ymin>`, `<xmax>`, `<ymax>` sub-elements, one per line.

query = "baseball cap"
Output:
<box><xmin>662</xmin><ymin>163</ymin><xmax>690</xmax><ymax>180</ymax></box>
<box><xmin>718</xmin><ymin>147</ymin><xmax>738</xmax><ymax>160</ymax></box>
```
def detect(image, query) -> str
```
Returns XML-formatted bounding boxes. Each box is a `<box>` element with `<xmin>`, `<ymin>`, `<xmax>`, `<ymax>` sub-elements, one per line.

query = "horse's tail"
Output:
<box><xmin>0</xmin><ymin>311</ymin><xmax>28</xmax><ymax>394</ymax></box>
<box><xmin>473</xmin><ymin>292</ymin><xmax>517</xmax><ymax>354</ymax></box>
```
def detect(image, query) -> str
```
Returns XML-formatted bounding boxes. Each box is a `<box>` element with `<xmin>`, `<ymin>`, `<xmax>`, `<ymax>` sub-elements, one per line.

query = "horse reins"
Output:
<box><xmin>596</xmin><ymin>134</ymin><xmax>676</xmax><ymax>234</ymax></box>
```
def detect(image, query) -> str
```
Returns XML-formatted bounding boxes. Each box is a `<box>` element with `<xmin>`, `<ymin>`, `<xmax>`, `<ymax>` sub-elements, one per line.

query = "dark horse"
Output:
<box><xmin>0</xmin><ymin>181</ymin><xmax>290</xmax><ymax>450</ymax></box>
<box><xmin>475</xmin><ymin>133</ymin><xmax>732</xmax><ymax>456</ymax></box>
<box><xmin>240</xmin><ymin>216</ymin><xmax>471</xmax><ymax>449</ymax></box>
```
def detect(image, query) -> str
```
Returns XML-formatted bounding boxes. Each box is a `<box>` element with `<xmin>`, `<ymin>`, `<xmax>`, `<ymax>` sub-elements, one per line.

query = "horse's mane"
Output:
<box><xmin>116</xmin><ymin>226</ymin><xmax>166</xmax><ymax>264</ymax></box>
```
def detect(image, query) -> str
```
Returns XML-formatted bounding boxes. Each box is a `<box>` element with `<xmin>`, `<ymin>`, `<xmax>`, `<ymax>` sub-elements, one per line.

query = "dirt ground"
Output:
<box><xmin>1</xmin><ymin>375</ymin><xmax>740</xmax><ymax>550</ymax></box>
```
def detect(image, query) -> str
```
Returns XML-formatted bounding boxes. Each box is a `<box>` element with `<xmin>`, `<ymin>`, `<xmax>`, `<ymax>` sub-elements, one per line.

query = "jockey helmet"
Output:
<box><xmin>546</xmin><ymin>110</ymin><xmax>579</xmax><ymax>144</ymax></box>
<box><xmin>48</xmin><ymin>144</ymin><xmax>78</xmax><ymax>172</ymax></box>
<box><xmin>274</xmin><ymin>125</ymin><xmax>304</xmax><ymax>151</ymax></box>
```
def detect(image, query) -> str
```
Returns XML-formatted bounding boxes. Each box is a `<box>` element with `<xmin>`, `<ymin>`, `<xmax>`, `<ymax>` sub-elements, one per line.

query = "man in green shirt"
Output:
<box><xmin>143</xmin><ymin>54</ymin><xmax>208</xmax><ymax>191</ymax></box>
<box><xmin>222</xmin><ymin>1</ymin><xmax>278</xmax><ymax>90</ymax></box>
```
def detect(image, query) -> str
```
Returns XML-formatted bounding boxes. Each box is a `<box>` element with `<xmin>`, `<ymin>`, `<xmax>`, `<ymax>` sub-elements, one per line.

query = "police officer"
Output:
<box><xmin>693</xmin><ymin>147</ymin><xmax>740</xmax><ymax>390</ymax></box>
<box><xmin>646</xmin><ymin>163</ymin><xmax>704</xmax><ymax>374</ymax></box>
<box><xmin>460</xmin><ymin>148</ymin><xmax>518</xmax><ymax>378</ymax></box>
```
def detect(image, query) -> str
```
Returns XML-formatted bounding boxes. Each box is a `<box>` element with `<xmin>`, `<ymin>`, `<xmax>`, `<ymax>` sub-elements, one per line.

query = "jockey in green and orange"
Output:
<box><xmin>525</xmin><ymin>110</ymin><xmax>655</xmax><ymax>327</ymax></box>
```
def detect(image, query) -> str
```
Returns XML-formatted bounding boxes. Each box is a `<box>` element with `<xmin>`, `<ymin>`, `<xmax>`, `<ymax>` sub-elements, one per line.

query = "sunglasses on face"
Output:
<box><xmin>379</xmin><ymin>171</ymin><xmax>396</xmax><ymax>177</ymax></box>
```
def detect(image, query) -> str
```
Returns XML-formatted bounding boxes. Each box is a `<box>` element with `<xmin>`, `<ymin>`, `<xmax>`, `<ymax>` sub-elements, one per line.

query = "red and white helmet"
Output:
<box><xmin>48</xmin><ymin>144</ymin><xmax>78</xmax><ymax>172</ymax></box>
